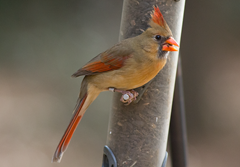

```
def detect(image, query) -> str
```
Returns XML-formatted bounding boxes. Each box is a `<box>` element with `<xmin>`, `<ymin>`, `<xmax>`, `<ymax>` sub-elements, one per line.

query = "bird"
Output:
<box><xmin>52</xmin><ymin>5</ymin><xmax>179</xmax><ymax>163</ymax></box>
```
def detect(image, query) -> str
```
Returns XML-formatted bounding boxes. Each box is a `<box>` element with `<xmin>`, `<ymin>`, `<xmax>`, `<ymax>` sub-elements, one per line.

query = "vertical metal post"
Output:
<box><xmin>104</xmin><ymin>0</ymin><xmax>185</xmax><ymax>166</ymax></box>
<box><xmin>170</xmin><ymin>55</ymin><xmax>188</xmax><ymax>167</ymax></box>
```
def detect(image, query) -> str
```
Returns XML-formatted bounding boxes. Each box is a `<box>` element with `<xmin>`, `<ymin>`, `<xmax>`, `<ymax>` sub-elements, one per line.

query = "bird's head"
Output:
<box><xmin>141</xmin><ymin>6</ymin><xmax>179</xmax><ymax>58</ymax></box>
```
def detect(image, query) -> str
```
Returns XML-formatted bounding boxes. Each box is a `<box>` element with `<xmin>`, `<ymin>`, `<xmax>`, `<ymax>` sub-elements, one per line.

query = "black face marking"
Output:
<box><xmin>158</xmin><ymin>48</ymin><xmax>168</xmax><ymax>59</ymax></box>
<box><xmin>157</xmin><ymin>36</ymin><xmax>171</xmax><ymax>59</ymax></box>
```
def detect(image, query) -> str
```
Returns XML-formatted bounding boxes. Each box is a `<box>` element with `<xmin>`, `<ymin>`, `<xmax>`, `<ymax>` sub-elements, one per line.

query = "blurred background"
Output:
<box><xmin>0</xmin><ymin>0</ymin><xmax>240</xmax><ymax>166</ymax></box>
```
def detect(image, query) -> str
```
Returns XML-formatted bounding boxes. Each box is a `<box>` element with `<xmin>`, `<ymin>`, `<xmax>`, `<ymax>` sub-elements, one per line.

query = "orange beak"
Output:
<box><xmin>162</xmin><ymin>37</ymin><xmax>179</xmax><ymax>51</ymax></box>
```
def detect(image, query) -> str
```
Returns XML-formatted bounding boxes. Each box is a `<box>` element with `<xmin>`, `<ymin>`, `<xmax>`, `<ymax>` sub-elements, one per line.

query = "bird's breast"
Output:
<box><xmin>89</xmin><ymin>56</ymin><xmax>167</xmax><ymax>90</ymax></box>
<box><xmin>123</xmin><ymin>59</ymin><xmax>166</xmax><ymax>89</ymax></box>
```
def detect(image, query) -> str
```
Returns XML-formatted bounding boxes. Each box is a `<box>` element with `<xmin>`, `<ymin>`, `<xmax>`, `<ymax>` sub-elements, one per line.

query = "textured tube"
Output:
<box><xmin>106</xmin><ymin>0</ymin><xmax>185</xmax><ymax>166</ymax></box>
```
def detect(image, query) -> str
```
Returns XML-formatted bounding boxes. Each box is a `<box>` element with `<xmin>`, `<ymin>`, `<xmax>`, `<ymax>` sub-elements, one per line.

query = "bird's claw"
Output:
<box><xmin>108</xmin><ymin>88</ymin><xmax>139</xmax><ymax>105</ymax></box>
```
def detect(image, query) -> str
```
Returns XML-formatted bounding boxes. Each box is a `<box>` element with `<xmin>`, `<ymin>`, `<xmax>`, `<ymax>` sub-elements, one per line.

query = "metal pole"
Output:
<box><xmin>170</xmin><ymin>55</ymin><xmax>188</xmax><ymax>167</ymax></box>
<box><xmin>103</xmin><ymin>0</ymin><xmax>185</xmax><ymax>166</ymax></box>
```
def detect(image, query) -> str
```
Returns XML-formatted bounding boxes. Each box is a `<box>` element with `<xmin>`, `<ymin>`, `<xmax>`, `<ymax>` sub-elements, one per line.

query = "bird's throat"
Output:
<box><xmin>158</xmin><ymin>49</ymin><xmax>169</xmax><ymax>59</ymax></box>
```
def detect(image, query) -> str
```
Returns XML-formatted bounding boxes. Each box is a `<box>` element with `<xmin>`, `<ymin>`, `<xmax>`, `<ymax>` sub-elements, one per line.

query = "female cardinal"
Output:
<box><xmin>52</xmin><ymin>6</ymin><xmax>179</xmax><ymax>162</ymax></box>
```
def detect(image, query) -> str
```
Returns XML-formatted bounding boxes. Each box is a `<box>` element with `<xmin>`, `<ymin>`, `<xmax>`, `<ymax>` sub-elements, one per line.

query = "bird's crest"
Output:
<box><xmin>149</xmin><ymin>5</ymin><xmax>172</xmax><ymax>35</ymax></box>
<box><xmin>151</xmin><ymin>6</ymin><xmax>165</xmax><ymax>27</ymax></box>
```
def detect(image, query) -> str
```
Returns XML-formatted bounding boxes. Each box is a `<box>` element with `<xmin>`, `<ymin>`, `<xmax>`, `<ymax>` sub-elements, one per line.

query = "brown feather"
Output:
<box><xmin>72</xmin><ymin>43</ymin><xmax>132</xmax><ymax>77</ymax></box>
<box><xmin>52</xmin><ymin>79</ymin><xmax>101</xmax><ymax>163</ymax></box>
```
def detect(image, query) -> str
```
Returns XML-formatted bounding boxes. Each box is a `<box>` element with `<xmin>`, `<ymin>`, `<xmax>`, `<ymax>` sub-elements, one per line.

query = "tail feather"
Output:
<box><xmin>52</xmin><ymin>94</ymin><xmax>87</xmax><ymax>163</ymax></box>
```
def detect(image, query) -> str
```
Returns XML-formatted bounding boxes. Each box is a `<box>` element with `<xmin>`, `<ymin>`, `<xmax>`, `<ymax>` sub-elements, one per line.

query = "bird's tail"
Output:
<box><xmin>52</xmin><ymin>94</ymin><xmax>88</xmax><ymax>163</ymax></box>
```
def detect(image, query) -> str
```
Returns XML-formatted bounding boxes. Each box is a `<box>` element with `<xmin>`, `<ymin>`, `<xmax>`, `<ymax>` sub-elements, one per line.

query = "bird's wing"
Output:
<box><xmin>72</xmin><ymin>43</ymin><xmax>132</xmax><ymax>77</ymax></box>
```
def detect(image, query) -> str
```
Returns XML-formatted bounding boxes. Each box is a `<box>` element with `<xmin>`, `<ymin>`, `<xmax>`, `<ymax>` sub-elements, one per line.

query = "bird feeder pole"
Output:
<box><xmin>103</xmin><ymin>0</ymin><xmax>185</xmax><ymax>166</ymax></box>
<box><xmin>170</xmin><ymin>55</ymin><xmax>188</xmax><ymax>167</ymax></box>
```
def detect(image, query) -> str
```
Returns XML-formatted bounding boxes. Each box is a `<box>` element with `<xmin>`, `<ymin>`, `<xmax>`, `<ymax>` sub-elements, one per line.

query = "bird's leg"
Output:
<box><xmin>134</xmin><ymin>80</ymin><xmax>153</xmax><ymax>103</ymax></box>
<box><xmin>108</xmin><ymin>88</ymin><xmax>139</xmax><ymax>105</ymax></box>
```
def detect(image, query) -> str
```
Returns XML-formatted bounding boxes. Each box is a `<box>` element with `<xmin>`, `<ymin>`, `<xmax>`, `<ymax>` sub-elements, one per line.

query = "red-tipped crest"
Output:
<box><xmin>151</xmin><ymin>6</ymin><xmax>165</xmax><ymax>27</ymax></box>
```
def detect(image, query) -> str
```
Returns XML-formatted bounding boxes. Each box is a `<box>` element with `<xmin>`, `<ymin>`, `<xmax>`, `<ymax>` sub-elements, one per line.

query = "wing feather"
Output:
<box><xmin>72</xmin><ymin>43</ymin><xmax>132</xmax><ymax>77</ymax></box>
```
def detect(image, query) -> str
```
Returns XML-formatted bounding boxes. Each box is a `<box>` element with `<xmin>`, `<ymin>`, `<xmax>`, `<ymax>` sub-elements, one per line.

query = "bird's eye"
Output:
<box><xmin>155</xmin><ymin>35</ymin><xmax>161</xmax><ymax>41</ymax></box>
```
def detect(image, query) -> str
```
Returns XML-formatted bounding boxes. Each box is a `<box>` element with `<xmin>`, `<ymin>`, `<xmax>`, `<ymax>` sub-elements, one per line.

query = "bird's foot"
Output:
<box><xmin>108</xmin><ymin>88</ymin><xmax>139</xmax><ymax>105</ymax></box>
